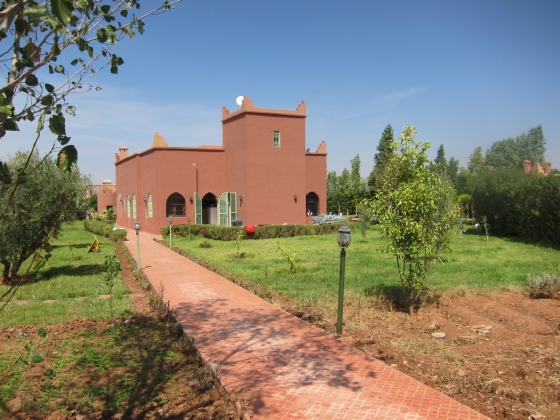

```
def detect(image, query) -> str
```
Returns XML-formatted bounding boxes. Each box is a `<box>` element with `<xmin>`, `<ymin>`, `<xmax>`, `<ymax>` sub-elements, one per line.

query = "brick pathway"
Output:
<box><xmin>124</xmin><ymin>232</ymin><xmax>488</xmax><ymax>419</ymax></box>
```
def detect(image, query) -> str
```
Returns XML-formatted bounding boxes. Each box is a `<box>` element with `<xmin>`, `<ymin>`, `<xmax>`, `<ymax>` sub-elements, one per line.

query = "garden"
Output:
<box><xmin>161</xmin><ymin>219</ymin><xmax>560</xmax><ymax>420</ymax></box>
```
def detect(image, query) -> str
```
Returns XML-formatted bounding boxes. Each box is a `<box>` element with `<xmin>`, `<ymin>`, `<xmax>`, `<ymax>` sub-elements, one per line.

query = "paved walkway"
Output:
<box><xmin>124</xmin><ymin>231</ymin><xmax>488</xmax><ymax>419</ymax></box>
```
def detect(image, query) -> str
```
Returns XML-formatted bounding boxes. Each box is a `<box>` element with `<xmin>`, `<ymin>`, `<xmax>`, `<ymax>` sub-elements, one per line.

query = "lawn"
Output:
<box><xmin>0</xmin><ymin>223</ymin><xmax>131</xmax><ymax>327</ymax></box>
<box><xmin>169</xmin><ymin>224</ymin><xmax>559</xmax><ymax>306</ymax></box>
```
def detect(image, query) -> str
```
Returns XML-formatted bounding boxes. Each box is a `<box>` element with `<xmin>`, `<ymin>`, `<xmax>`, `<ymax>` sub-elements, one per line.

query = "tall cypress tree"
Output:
<box><xmin>374</xmin><ymin>124</ymin><xmax>395</xmax><ymax>168</ymax></box>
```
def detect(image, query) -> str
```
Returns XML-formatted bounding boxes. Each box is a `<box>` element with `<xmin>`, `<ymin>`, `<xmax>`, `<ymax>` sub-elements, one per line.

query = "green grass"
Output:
<box><xmin>170</xmin><ymin>225</ymin><xmax>559</xmax><ymax>306</ymax></box>
<box><xmin>0</xmin><ymin>223</ymin><xmax>131</xmax><ymax>327</ymax></box>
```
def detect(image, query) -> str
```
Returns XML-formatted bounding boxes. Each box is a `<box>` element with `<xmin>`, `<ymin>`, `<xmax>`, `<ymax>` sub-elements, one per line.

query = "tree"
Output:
<box><xmin>368</xmin><ymin>124</ymin><xmax>395</xmax><ymax>192</ymax></box>
<box><xmin>485</xmin><ymin>125</ymin><xmax>547</xmax><ymax>169</ymax></box>
<box><xmin>0</xmin><ymin>0</ymin><xmax>181</xmax><ymax>223</ymax></box>
<box><xmin>433</xmin><ymin>144</ymin><xmax>447</xmax><ymax>174</ymax></box>
<box><xmin>0</xmin><ymin>151</ymin><xmax>90</xmax><ymax>281</ymax></box>
<box><xmin>374</xmin><ymin>124</ymin><xmax>395</xmax><ymax>168</ymax></box>
<box><xmin>447</xmin><ymin>156</ymin><xmax>459</xmax><ymax>189</ymax></box>
<box><xmin>373</xmin><ymin>126</ymin><xmax>459</xmax><ymax>314</ymax></box>
<box><xmin>468</xmin><ymin>146</ymin><xmax>485</xmax><ymax>173</ymax></box>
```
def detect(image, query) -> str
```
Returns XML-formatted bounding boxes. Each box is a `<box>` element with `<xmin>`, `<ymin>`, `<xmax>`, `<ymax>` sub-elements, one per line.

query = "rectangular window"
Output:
<box><xmin>273</xmin><ymin>131</ymin><xmax>280</xmax><ymax>147</ymax></box>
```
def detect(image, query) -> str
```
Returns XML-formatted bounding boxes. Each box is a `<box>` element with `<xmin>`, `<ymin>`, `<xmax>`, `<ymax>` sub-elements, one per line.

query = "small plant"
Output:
<box><xmin>13</xmin><ymin>328</ymin><xmax>48</xmax><ymax>368</ymax></box>
<box><xmin>277</xmin><ymin>241</ymin><xmax>297</xmax><ymax>273</ymax></box>
<box><xmin>199</xmin><ymin>239</ymin><xmax>212</xmax><ymax>248</ymax></box>
<box><xmin>149</xmin><ymin>281</ymin><xmax>173</xmax><ymax>319</ymax></box>
<box><xmin>234</xmin><ymin>229</ymin><xmax>244</xmax><ymax>257</ymax></box>
<box><xmin>357</xmin><ymin>204</ymin><xmax>373</xmax><ymax>242</ymax></box>
<box><xmin>102</xmin><ymin>255</ymin><xmax>122</xmax><ymax>326</ymax></box>
<box><xmin>68</xmin><ymin>240</ymin><xmax>78</xmax><ymax>261</ymax></box>
<box><xmin>481</xmin><ymin>215</ymin><xmax>490</xmax><ymax>241</ymax></box>
<box><xmin>527</xmin><ymin>266</ymin><xmax>560</xmax><ymax>299</ymax></box>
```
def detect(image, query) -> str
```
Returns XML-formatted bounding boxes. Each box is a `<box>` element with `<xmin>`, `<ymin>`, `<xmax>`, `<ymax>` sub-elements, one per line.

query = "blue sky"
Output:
<box><xmin>4</xmin><ymin>0</ymin><xmax>560</xmax><ymax>183</ymax></box>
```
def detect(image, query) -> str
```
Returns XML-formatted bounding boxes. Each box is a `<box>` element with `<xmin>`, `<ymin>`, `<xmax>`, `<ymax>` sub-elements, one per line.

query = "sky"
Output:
<box><xmin>3</xmin><ymin>0</ymin><xmax>560</xmax><ymax>183</ymax></box>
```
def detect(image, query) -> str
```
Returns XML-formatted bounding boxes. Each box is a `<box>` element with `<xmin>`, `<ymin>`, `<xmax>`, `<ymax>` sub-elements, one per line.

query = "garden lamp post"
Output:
<box><xmin>168</xmin><ymin>214</ymin><xmax>173</xmax><ymax>248</ymax></box>
<box><xmin>134</xmin><ymin>220</ymin><xmax>140</xmax><ymax>271</ymax></box>
<box><xmin>336</xmin><ymin>219</ymin><xmax>352</xmax><ymax>336</ymax></box>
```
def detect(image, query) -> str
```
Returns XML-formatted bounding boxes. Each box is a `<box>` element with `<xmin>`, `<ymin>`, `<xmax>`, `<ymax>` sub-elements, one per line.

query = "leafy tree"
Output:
<box><xmin>326</xmin><ymin>171</ymin><xmax>340</xmax><ymax>214</ymax></box>
<box><xmin>373</xmin><ymin>126</ymin><xmax>459</xmax><ymax>314</ymax></box>
<box><xmin>468</xmin><ymin>146</ymin><xmax>485</xmax><ymax>173</ymax></box>
<box><xmin>485</xmin><ymin>125</ymin><xmax>547</xmax><ymax>169</ymax></box>
<box><xmin>0</xmin><ymin>151</ymin><xmax>90</xmax><ymax>281</ymax></box>
<box><xmin>485</xmin><ymin>137</ymin><xmax>521</xmax><ymax>168</ymax></box>
<box><xmin>0</xmin><ymin>0</ymin><xmax>181</xmax><ymax>223</ymax></box>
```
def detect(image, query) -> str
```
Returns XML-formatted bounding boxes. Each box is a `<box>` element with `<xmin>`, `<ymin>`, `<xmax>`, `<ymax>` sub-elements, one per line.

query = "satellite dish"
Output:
<box><xmin>236</xmin><ymin>96</ymin><xmax>244</xmax><ymax>106</ymax></box>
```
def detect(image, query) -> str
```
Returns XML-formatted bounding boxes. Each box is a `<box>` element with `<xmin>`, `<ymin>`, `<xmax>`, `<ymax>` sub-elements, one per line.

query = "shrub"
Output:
<box><xmin>199</xmin><ymin>239</ymin><xmax>212</xmax><ymax>248</ymax></box>
<box><xmin>527</xmin><ymin>267</ymin><xmax>560</xmax><ymax>299</ymax></box>
<box><xmin>83</xmin><ymin>221</ymin><xmax>126</xmax><ymax>241</ymax></box>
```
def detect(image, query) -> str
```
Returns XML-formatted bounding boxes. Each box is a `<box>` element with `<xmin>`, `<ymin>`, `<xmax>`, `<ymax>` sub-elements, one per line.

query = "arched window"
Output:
<box><xmin>306</xmin><ymin>192</ymin><xmax>319</xmax><ymax>216</ymax></box>
<box><xmin>132</xmin><ymin>195</ymin><xmax>137</xmax><ymax>219</ymax></box>
<box><xmin>127</xmin><ymin>195</ymin><xmax>131</xmax><ymax>218</ymax></box>
<box><xmin>166</xmin><ymin>193</ymin><xmax>185</xmax><ymax>217</ymax></box>
<box><xmin>147</xmin><ymin>194</ymin><xmax>153</xmax><ymax>218</ymax></box>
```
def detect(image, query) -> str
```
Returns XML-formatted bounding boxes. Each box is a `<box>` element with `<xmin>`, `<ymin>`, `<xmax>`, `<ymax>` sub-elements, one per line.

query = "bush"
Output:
<box><xmin>471</xmin><ymin>168</ymin><xmax>560</xmax><ymax>243</ymax></box>
<box><xmin>83</xmin><ymin>221</ymin><xmax>127</xmax><ymax>241</ymax></box>
<box><xmin>162</xmin><ymin>222</ymin><xmax>344</xmax><ymax>241</ymax></box>
<box><xmin>199</xmin><ymin>239</ymin><xmax>212</xmax><ymax>248</ymax></box>
<box><xmin>527</xmin><ymin>267</ymin><xmax>560</xmax><ymax>299</ymax></box>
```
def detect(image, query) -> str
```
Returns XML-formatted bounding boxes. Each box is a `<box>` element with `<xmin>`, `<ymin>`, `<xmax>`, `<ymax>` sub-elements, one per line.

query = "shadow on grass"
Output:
<box><xmin>27</xmin><ymin>264</ymin><xmax>104</xmax><ymax>282</ymax></box>
<box><xmin>463</xmin><ymin>227</ymin><xmax>560</xmax><ymax>250</ymax></box>
<box><xmin>365</xmin><ymin>284</ymin><xmax>442</xmax><ymax>314</ymax></box>
<box><xmin>51</xmin><ymin>243</ymin><xmax>91</xmax><ymax>250</ymax></box>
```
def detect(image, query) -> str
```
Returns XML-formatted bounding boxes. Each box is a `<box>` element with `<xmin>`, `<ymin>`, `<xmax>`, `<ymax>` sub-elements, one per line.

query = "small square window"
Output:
<box><xmin>273</xmin><ymin>131</ymin><xmax>280</xmax><ymax>147</ymax></box>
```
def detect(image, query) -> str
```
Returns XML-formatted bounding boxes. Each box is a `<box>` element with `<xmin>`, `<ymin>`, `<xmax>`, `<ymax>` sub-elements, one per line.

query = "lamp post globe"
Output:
<box><xmin>336</xmin><ymin>219</ymin><xmax>351</xmax><ymax>336</ymax></box>
<box><xmin>134</xmin><ymin>221</ymin><xmax>140</xmax><ymax>232</ymax></box>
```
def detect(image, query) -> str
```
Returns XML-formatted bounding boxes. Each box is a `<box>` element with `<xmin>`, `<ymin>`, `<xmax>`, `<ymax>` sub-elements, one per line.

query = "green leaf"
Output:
<box><xmin>70</xmin><ymin>58</ymin><xmax>78</xmax><ymax>66</ymax></box>
<box><xmin>14</xmin><ymin>18</ymin><xmax>29</xmax><ymax>34</ymax></box>
<box><xmin>17</xmin><ymin>173</ymin><xmax>29</xmax><ymax>184</ymax></box>
<box><xmin>23</xmin><ymin>3</ymin><xmax>48</xmax><ymax>19</ymax></box>
<box><xmin>57</xmin><ymin>145</ymin><xmax>78</xmax><ymax>171</ymax></box>
<box><xmin>103</xmin><ymin>14</ymin><xmax>115</xmax><ymax>23</ymax></box>
<box><xmin>49</xmin><ymin>114</ymin><xmax>66</xmax><ymax>135</ymax></box>
<box><xmin>54</xmin><ymin>65</ymin><xmax>65</xmax><ymax>74</ymax></box>
<box><xmin>0</xmin><ymin>95</ymin><xmax>13</xmax><ymax>116</ymax></box>
<box><xmin>51</xmin><ymin>0</ymin><xmax>74</xmax><ymax>26</ymax></box>
<box><xmin>41</xmin><ymin>95</ymin><xmax>54</xmax><ymax>106</ymax></box>
<box><xmin>45</xmin><ymin>253</ymin><xmax>52</xmax><ymax>261</ymax></box>
<box><xmin>37</xmin><ymin>328</ymin><xmax>47</xmax><ymax>338</ymax></box>
<box><xmin>57</xmin><ymin>135</ymin><xmax>70</xmax><ymax>145</ymax></box>
<box><xmin>31</xmin><ymin>354</ymin><xmax>44</xmax><ymax>364</ymax></box>
<box><xmin>100</xmin><ymin>5</ymin><xmax>111</xmax><ymax>13</ymax></box>
<box><xmin>120</xmin><ymin>9</ymin><xmax>128</xmax><ymax>17</ymax></box>
<box><xmin>45</xmin><ymin>84</ymin><xmax>55</xmax><ymax>93</ymax></box>
<box><xmin>66</xmin><ymin>106</ymin><xmax>76</xmax><ymax>116</ymax></box>
<box><xmin>25</xmin><ymin>74</ymin><xmax>39</xmax><ymax>87</ymax></box>
<box><xmin>2</xmin><ymin>119</ymin><xmax>19</xmax><ymax>131</ymax></box>
<box><xmin>96</xmin><ymin>27</ymin><xmax>108</xmax><ymax>43</ymax></box>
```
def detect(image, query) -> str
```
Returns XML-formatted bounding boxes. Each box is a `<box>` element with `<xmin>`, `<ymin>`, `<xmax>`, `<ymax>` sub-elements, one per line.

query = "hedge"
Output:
<box><xmin>161</xmin><ymin>222</ymin><xmax>350</xmax><ymax>241</ymax></box>
<box><xmin>83</xmin><ymin>220</ymin><xmax>127</xmax><ymax>241</ymax></box>
<box><xmin>471</xmin><ymin>168</ymin><xmax>560</xmax><ymax>244</ymax></box>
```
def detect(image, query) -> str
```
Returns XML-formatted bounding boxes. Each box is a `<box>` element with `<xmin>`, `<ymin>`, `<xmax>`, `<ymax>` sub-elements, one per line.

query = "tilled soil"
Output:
<box><xmin>292</xmin><ymin>290</ymin><xmax>560</xmax><ymax>420</ymax></box>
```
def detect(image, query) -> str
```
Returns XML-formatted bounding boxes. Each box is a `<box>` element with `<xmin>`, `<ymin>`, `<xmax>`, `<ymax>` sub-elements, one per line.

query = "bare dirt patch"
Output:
<box><xmin>289</xmin><ymin>290</ymin><xmax>560</xmax><ymax>420</ymax></box>
<box><xmin>0</xmin><ymin>244</ymin><xmax>249</xmax><ymax>419</ymax></box>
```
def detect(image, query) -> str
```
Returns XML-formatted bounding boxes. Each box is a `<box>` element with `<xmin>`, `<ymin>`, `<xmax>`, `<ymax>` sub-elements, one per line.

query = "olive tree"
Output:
<box><xmin>373</xmin><ymin>126</ymin><xmax>459</xmax><ymax>314</ymax></box>
<box><xmin>0</xmin><ymin>0</ymin><xmax>182</xmax><ymax>223</ymax></box>
<box><xmin>0</xmin><ymin>150</ymin><xmax>90</xmax><ymax>281</ymax></box>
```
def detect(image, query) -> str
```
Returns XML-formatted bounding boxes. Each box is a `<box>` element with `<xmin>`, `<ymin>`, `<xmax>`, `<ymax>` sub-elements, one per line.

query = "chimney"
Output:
<box><xmin>545</xmin><ymin>161</ymin><xmax>551</xmax><ymax>175</ymax></box>
<box><xmin>523</xmin><ymin>160</ymin><xmax>531</xmax><ymax>174</ymax></box>
<box><xmin>119</xmin><ymin>147</ymin><xmax>129</xmax><ymax>160</ymax></box>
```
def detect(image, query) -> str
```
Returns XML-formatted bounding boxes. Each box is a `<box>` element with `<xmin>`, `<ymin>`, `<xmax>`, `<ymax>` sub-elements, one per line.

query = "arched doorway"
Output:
<box><xmin>306</xmin><ymin>192</ymin><xmax>319</xmax><ymax>216</ymax></box>
<box><xmin>166</xmin><ymin>193</ymin><xmax>185</xmax><ymax>216</ymax></box>
<box><xmin>201</xmin><ymin>192</ymin><xmax>218</xmax><ymax>224</ymax></box>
